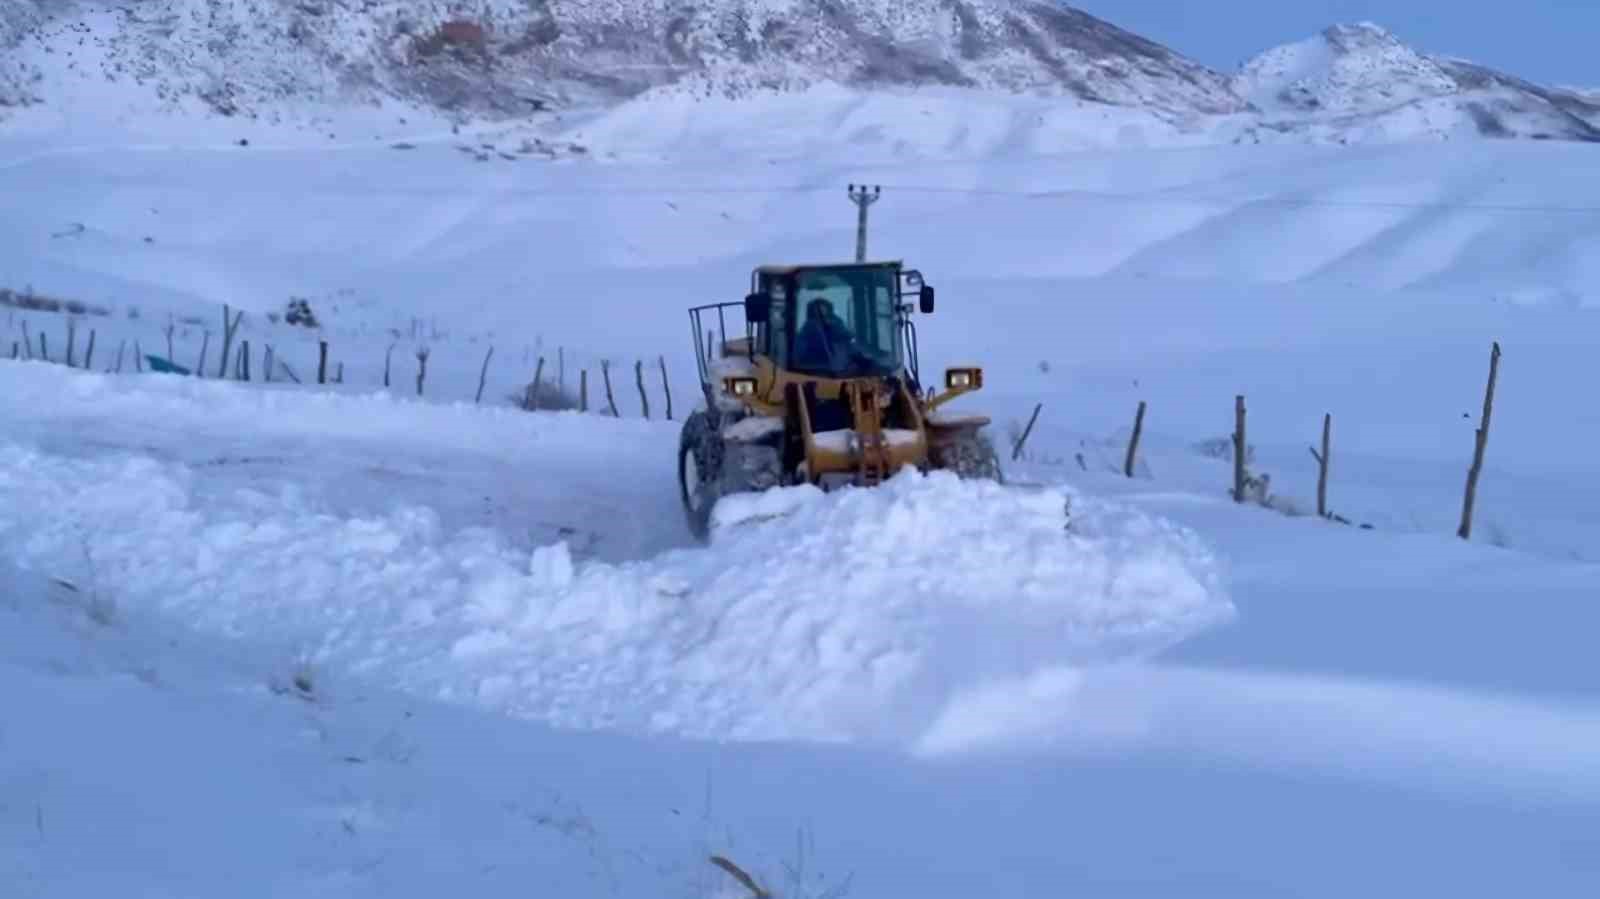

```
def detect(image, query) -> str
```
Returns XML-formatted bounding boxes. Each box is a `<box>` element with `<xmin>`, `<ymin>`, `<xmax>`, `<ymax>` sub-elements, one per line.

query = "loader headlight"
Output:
<box><xmin>723</xmin><ymin>376</ymin><xmax>758</xmax><ymax>398</ymax></box>
<box><xmin>945</xmin><ymin>367</ymin><xmax>983</xmax><ymax>390</ymax></box>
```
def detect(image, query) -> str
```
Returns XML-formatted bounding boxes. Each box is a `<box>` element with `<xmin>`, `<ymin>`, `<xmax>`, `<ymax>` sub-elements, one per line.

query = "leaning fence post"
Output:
<box><xmin>1012</xmin><ymin>402</ymin><xmax>1042</xmax><ymax>461</ymax></box>
<box><xmin>601</xmin><ymin>360</ymin><xmax>619</xmax><ymax>416</ymax></box>
<box><xmin>1458</xmin><ymin>342</ymin><xmax>1502</xmax><ymax>540</ymax></box>
<box><xmin>1124</xmin><ymin>400</ymin><xmax>1146</xmax><ymax>478</ymax></box>
<box><xmin>475</xmin><ymin>345</ymin><xmax>494</xmax><ymax>404</ymax></box>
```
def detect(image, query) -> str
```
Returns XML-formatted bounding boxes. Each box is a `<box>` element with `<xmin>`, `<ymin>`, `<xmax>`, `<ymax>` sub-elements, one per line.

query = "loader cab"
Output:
<box><xmin>745</xmin><ymin>262</ymin><xmax>934</xmax><ymax>383</ymax></box>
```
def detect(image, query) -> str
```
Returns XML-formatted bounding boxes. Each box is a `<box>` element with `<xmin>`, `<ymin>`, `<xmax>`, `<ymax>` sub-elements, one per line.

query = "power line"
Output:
<box><xmin>65</xmin><ymin>168</ymin><xmax>1600</xmax><ymax>215</ymax></box>
<box><xmin>423</xmin><ymin>181</ymin><xmax>1600</xmax><ymax>215</ymax></box>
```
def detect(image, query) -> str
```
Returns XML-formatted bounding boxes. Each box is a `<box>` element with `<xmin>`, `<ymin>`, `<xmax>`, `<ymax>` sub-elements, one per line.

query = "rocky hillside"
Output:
<box><xmin>0</xmin><ymin>0</ymin><xmax>1245</xmax><ymax>123</ymax></box>
<box><xmin>0</xmin><ymin>0</ymin><xmax>46</xmax><ymax>108</ymax></box>
<box><xmin>2</xmin><ymin>4</ymin><xmax>1597</xmax><ymax>145</ymax></box>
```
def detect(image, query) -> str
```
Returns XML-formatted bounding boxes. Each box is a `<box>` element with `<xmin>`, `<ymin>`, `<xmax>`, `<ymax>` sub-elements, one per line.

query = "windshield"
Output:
<box><xmin>787</xmin><ymin>266</ymin><xmax>904</xmax><ymax>378</ymax></box>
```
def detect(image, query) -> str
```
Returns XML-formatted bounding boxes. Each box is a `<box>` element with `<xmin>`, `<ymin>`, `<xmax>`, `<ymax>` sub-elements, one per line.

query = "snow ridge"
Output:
<box><xmin>0</xmin><ymin>368</ymin><xmax>1231</xmax><ymax>746</ymax></box>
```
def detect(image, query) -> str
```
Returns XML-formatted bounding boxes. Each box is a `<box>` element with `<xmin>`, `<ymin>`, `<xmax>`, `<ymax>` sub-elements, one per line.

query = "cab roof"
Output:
<box><xmin>754</xmin><ymin>260</ymin><xmax>903</xmax><ymax>275</ymax></box>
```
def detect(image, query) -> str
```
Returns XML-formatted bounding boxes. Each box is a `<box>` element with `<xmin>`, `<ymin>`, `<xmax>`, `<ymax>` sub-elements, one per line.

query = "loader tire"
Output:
<box><xmin>680</xmin><ymin>412</ymin><xmax>784</xmax><ymax>540</ymax></box>
<box><xmin>679</xmin><ymin>411</ymin><xmax>721</xmax><ymax>540</ymax></box>
<box><xmin>936</xmin><ymin>430</ymin><xmax>1004</xmax><ymax>484</ymax></box>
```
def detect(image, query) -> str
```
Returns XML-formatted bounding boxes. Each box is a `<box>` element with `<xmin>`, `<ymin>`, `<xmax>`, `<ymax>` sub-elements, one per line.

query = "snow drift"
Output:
<box><xmin>0</xmin><ymin>378</ymin><xmax>1230</xmax><ymax>745</ymax></box>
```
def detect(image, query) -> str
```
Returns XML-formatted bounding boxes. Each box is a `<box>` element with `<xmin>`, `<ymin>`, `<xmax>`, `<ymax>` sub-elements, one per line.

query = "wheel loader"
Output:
<box><xmin>678</xmin><ymin>260</ymin><xmax>1001</xmax><ymax>538</ymax></box>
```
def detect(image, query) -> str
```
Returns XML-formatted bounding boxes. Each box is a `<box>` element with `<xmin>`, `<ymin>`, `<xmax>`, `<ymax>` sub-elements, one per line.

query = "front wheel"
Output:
<box><xmin>679</xmin><ymin>413</ymin><xmax>785</xmax><ymax>540</ymax></box>
<box><xmin>679</xmin><ymin>413</ymin><xmax>719</xmax><ymax>539</ymax></box>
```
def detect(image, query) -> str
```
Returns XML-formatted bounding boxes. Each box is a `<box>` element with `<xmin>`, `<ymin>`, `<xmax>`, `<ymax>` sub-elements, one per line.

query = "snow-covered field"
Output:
<box><xmin>5</xmin><ymin>79</ymin><xmax>1600</xmax><ymax>895</ymax></box>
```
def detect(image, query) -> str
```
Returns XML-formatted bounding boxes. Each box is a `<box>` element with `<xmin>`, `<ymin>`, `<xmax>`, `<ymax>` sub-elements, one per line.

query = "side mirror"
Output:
<box><xmin>919</xmin><ymin>285</ymin><xmax>935</xmax><ymax>314</ymax></box>
<box><xmin>745</xmin><ymin>292</ymin><xmax>770</xmax><ymax>324</ymax></box>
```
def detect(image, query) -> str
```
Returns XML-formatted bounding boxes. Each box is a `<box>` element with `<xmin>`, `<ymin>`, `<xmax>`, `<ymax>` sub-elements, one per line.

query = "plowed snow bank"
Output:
<box><xmin>0</xmin><ymin>435</ymin><xmax>1230</xmax><ymax>746</ymax></box>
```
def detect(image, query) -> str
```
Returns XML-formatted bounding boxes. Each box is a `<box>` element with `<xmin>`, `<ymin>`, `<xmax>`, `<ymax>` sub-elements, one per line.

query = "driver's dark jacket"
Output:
<box><xmin>794</xmin><ymin>312</ymin><xmax>852</xmax><ymax>370</ymax></box>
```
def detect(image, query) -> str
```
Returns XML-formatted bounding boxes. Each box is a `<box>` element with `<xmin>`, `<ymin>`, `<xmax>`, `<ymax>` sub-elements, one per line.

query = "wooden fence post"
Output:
<box><xmin>196</xmin><ymin>331</ymin><xmax>210</xmax><ymax>377</ymax></box>
<box><xmin>1012</xmin><ymin>402</ymin><xmax>1042</xmax><ymax>462</ymax></box>
<box><xmin>134</xmin><ymin>341</ymin><xmax>143</xmax><ymax>373</ymax></box>
<box><xmin>218</xmin><ymin>304</ymin><xmax>243</xmax><ymax>379</ymax></box>
<box><xmin>635</xmin><ymin>360</ymin><xmax>651</xmax><ymax>419</ymax></box>
<box><xmin>1458</xmin><ymin>342</ymin><xmax>1502</xmax><ymax>540</ymax></box>
<box><xmin>66</xmin><ymin>318</ymin><xmax>77</xmax><ymax>367</ymax></box>
<box><xmin>526</xmin><ymin>356</ymin><xmax>546</xmax><ymax>411</ymax></box>
<box><xmin>601</xmin><ymin>360</ymin><xmax>618</xmax><ymax>416</ymax></box>
<box><xmin>415</xmin><ymin>347</ymin><xmax>429</xmax><ymax>396</ymax></box>
<box><xmin>21</xmin><ymin>321</ymin><xmax>32</xmax><ymax>360</ymax></box>
<box><xmin>658</xmin><ymin>355</ymin><xmax>673</xmax><ymax>420</ymax></box>
<box><xmin>384</xmin><ymin>343</ymin><xmax>394</xmax><ymax>388</ymax></box>
<box><xmin>1232</xmin><ymin>395</ymin><xmax>1247</xmax><ymax>503</ymax></box>
<box><xmin>318</xmin><ymin>340</ymin><xmax>328</xmax><ymax>384</ymax></box>
<box><xmin>475</xmin><ymin>345</ymin><xmax>494</xmax><ymax>404</ymax></box>
<box><xmin>1309</xmin><ymin>413</ymin><xmax>1331</xmax><ymax>518</ymax></box>
<box><xmin>1124</xmin><ymin>400</ymin><xmax>1146</xmax><ymax>478</ymax></box>
<box><xmin>83</xmin><ymin>329</ymin><xmax>96</xmax><ymax>371</ymax></box>
<box><xmin>580</xmin><ymin>369</ymin><xmax>589</xmax><ymax>413</ymax></box>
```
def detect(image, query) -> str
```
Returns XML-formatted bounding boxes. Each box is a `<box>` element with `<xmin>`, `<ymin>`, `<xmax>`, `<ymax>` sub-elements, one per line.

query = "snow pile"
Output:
<box><xmin>0</xmin><ymin>432</ymin><xmax>1229</xmax><ymax>746</ymax></box>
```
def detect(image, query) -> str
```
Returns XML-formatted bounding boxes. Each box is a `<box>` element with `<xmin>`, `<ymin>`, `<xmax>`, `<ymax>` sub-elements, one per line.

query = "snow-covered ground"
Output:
<box><xmin>5</xmin><ymin>80</ymin><xmax>1600</xmax><ymax>894</ymax></box>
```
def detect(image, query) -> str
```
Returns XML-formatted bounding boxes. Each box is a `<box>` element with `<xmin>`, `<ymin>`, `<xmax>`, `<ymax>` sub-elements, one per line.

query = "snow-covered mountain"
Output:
<box><xmin>2</xmin><ymin>3</ymin><xmax>1598</xmax><ymax>148</ymax></box>
<box><xmin>0</xmin><ymin>0</ymin><xmax>1244</xmax><ymax>124</ymax></box>
<box><xmin>1233</xmin><ymin>22</ymin><xmax>1600</xmax><ymax>143</ymax></box>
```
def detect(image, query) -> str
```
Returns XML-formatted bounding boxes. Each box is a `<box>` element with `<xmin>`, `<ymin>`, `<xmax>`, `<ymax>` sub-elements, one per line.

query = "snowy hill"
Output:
<box><xmin>1233</xmin><ymin>22</ymin><xmax>1600</xmax><ymax>143</ymax></box>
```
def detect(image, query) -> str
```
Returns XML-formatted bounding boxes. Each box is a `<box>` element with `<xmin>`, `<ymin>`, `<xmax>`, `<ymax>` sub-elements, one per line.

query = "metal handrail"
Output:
<box><xmin>687</xmin><ymin>301</ymin><xmax>754</xmax><ymax>387</ymax></box>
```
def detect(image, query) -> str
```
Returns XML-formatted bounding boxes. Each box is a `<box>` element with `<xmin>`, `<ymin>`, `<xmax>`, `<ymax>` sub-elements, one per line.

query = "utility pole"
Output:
<box><xmin>848</xmin><ymin>183</ymin><xmax>881</xmax><ymax>262</ymax></box>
